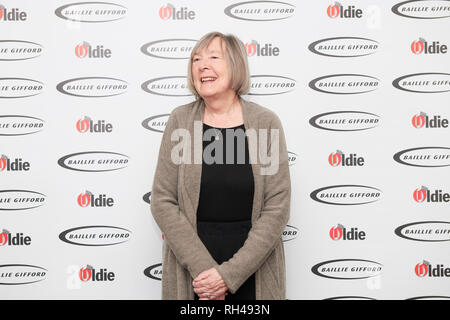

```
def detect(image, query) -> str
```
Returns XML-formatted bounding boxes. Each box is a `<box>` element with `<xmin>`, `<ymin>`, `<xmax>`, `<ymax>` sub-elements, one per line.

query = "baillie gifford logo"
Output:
<box><xmin>75</xmin><ymin>42</ymin><xmax>112</xmax><ymax>59</ymax></box>
<box><xmin>412</xmin><ymin>112</ymin><xmax>448</xmax><ymax>129</ymax></box>
<box><xmin>0</xmin><ymin>154</ymin><xmax>30</xmax><ymax>172</ymax></box>
<box><xmin>0</xmin><ymin>4</ymin><xmax>27</xmax><ymax>21</ymax></box>
<box><xmin>413</xmin><ymin>186</ymin><xmax>450</xmax><ymax>203</ymax></box>
<box><xmin>328</xmin><ymin>150</ymin><xmax>365</xmax><ymax>167</ymax></box>
<box><xmin>79</xmin><ymin>265</ymin><xmax>115</xmax><ymax>282</ymax></box>
<box><xmin>0</xmin><ymin>229</ymin><xmax>31</xmax><ymax>246</ymax></box>
<box><xmin>329</xmin><ymin>224</ymin><xmax>366</xmax><ymax>241</ymax></box>
<box><xmin>415</xmin><ymin>260</ymin><xmax>450</xmax><ymax>278</ymax></box>
<box><xmin>245</xmin><ymin>40</ymin><xmax>280</xmax><ymax>57</ymax></box>
<box><xmin>327</xmin><ymin>2</ymin><xmax>363</xmax><ymax>18</ymax></box>
<box><xmin>77</xmin><ymin>191</ymin><xmax>114</xmax><ymax>208</ymax></box>
<box><xmin>76</xmin><ymin>116</ymin><xmax>113</xmax><ymax>133</ymax></box>
<box><xmin>159</xmin><ymin>3</ymin><xmax>195</xmax><ymax>20</ymax></box>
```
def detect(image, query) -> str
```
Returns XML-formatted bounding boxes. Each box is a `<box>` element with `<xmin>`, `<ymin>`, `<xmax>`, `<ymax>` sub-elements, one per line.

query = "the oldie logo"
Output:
<box><xmin>0</xmin><ymin>264</ymin><xmax>46</xmax><ymax>285</ymax></box>
<box><xmin>309</xmin><ymin>74</ymin><xmax>379</xmax><ymax>94</ymax></box>
<box><xmin>79</xmin><ymin>265</ymin><xmax>115</xmax><ymax>282</ymax></box>
<box><xmin>142</xmin><ymin>191</ymin><xmax>151</xmax><ymax>205</ymax></box>
<box><xmin>141</xmin><ymin>76</ymin><xmax>192</xmax><ymax>96</ymax></box>
<box><xmin>411</xmin><ymin>38</ymin><xmax>447</xmax><ymax>54</ymax></box>
<box><xmin>59</xmin><ymin>225</ymin><xmax>131</xmax><ymax>246</ymax></box>
<box><xmin>0</xmin><ymin>190</ymin><xmax>46</xmax><ymax>211</ymax></box>
<box><xmin>412</xmin><ymin>186</ymin><xmax>449</xmax><ymax>203</ymax></box>
<box><xmin>310</xmin><ymin>185</ymin><xmax>381</xmax><ymax>205</ymax></box>
<box><xmin>57</xmin><ymin>151</ymin><xmax>129</xmax><ymax>172</ymax></box>
<box><xmin>0</xmin><ymin>5</ymin><xmax>28</xmax><ymax>21</ymax></box>
<box><xmin>0</xmin><ymin>229</ymin><xmax>32</xmax><ymax>246</ymax></box>
<box><xmin>329</xmin><ymin>224</ymin><xmax>366</xmax><ymax>241</ymax></box>
<box><xmin>312</xmin><ymin>259</ymin><xmax>383</xmax><ymax>280</ymax></box>
<box><xmin>0</xmin><ymin>154</ymin><xmax>31</xmax><ymax>172</ymax></box>
<box><xmin>282</xmin><ymin>224</ymin><xmax>299</xmax><ymax>242</ymax></box>
<box><xmin>249</xmin><ymin>75</ymin><xmax>296</xmax><ymax>95</ymax></box>
<box><xmin>77</xmin><ymin>191</ymin><xmax>114</xmax><ymax>208</ymax></box>
<box><xmin>144</xmin><ymin>263</ymin><xmax>162</xmax><ymax>281</ymax></box>
<box><xmin>245</xmin><ymin>40</ymin><xmax>280</xmax><ymax>57</ymax></box>
<box><xmin>393</xmin><ymin>147</ymin><xmax>450</xmax><ymax>167</ymax></box>
<box><xmin>415</xmin><ymin>260</ymin><xmax>450</xmax><ymax>278</ymax></box>
<box><xmin>0</xmin><ymin>78</ymin><xmax>43</xmax><ymax>98</ymax></box>
<box><xmin>309</xmin><ymin>111</ymin><xmax>380</xmax><ymax>132</ymax></box>
<box><xmin>142</xmin><ymin>114</ymin><xmax>169</xmax><ymax>133</ymax></box>
<box><xmin>55</xmin><ymin>2</ymin><xmax>127</xmax><ymax>22</ymax></box>
<box><xmin>308</xmin><ymin>37</ymin><xmax>378</xmax><ymax>57</ymax></box>
<box><xmin>326</xmin><ymin>2</ymin><xmax>363</xmax><ymax>18</ymax></box>
<box><xmin>392</xmin><ymin>0</ymin><xmax>450</xmax><ymax>19</ymax></box>
<box><xmin>328</xmin><ymin>150</ymin><xmax>365</xmax><ymax>167</ymax></box>
<box><xmin>395</xmin><ymin>221</ymin><xmax>450</xmax><ymax>242</ymax></box>
<box><xmin>224</xmin><ymin>1</ymin><xmax>295</xmax><ymax>21</ymax></box>
<box><xmin>56</xmin><ymin>77</ymin><xmax>128</xmax><ymax>98</ymax></box>
<box><xmin>141</xmin><ymin>39</ymin><xmax>196</xmax><ymax>59</ymax></box>
<box><xmin>392</xmin><ymin>73</ymin><xmax>450</xmax><ymax>93</ymax></box>
<box><xmin>0</xmin><ymin>40</ymin><xmax>42</xmax><ymax>61</ymax></box>
<box><xmin>0</xmin><ymin>115</ymin><xmax>44</xmax><ymax>136</ymax></box>
<box><xmin>412</xmin><ymin>112</ymin><xmax>448</xmax><ymax>129</ymax></box>
<box><xmin>76</xmin><ymin>116</ymin><xmax>113</xmax><ymax>133</ymax></box>
<box><xmin>75</xmin><ymin>42</ymin><xmax>111</xmax><ymax>59</ymax></box>
<box><xmin>158</xmin><ymin>4</ymin><xmax>195</xmax><ymax>20</ymax></box>
<box><xmin>287</xmin><ymin>151</ymin><xmax>297</xmax><ymax>166</ymax></box>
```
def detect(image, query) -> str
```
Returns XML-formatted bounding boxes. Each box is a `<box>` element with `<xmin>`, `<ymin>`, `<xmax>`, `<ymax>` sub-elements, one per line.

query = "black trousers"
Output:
<box><xmin>194</xmin><ymin>220</ymin><xmax>256</xmax><ymax>300</ymax></box>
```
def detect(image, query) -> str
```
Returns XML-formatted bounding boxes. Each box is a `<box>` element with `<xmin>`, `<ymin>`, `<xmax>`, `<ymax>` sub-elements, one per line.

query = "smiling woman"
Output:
<box><xmin>150</xmin><ymin>32</ymin><xmax>291</xmax><ymax>301</ymax></box>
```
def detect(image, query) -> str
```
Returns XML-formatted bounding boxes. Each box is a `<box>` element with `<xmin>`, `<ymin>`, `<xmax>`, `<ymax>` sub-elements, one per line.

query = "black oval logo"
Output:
<box><xmin>308</xmin><ymin>37</ymin><xmax>379</xmax><ymax>58</ymax></box>
<box><xmin>144</xmin><ymin>263</ymin><xmax>162</xmax><ymax>281</ymax></box>
<box><xmin>309</xmin><ymin>111</ymin><xmax>380</xmax><ymax>132</ymax></box>
<box><xmin>59</xmin><ymin>225</ymin><xmax>132</xmax><ymax>246</ymax></box>
<box><xmin>394</xmin><ymin>221</ymin><xmax>450</xmax><ymax>242</ymax></box>
<box><xmin>393</xmin><ymin>147</ymin><xmax>450</xmax><ymax>167</ymax></box>
<box><xmin>392</xmin><ymin>0</ymin><xmax>450</xmax><ymax>19</ymax></box>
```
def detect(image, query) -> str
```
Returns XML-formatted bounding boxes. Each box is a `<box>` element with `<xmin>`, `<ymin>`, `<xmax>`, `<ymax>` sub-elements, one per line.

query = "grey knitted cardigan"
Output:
<box><xmin>150</xmin><ymin>97</ymin><xmax>291</xmax><ymax>299</ymax></box>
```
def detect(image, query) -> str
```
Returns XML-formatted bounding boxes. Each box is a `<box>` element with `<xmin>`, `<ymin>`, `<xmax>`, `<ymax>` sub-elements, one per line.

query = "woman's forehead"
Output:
<box><xmin>193</xmin><ymin>37</ymin><xmax>226</xmax><ymax>56</ymax></box>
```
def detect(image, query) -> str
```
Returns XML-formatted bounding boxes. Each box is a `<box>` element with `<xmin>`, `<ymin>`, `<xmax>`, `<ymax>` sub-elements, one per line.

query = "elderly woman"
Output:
<box><xmin>150</xmin><ymin>32</ymin><xmax>291</xmax><ymax>300</ymax></box>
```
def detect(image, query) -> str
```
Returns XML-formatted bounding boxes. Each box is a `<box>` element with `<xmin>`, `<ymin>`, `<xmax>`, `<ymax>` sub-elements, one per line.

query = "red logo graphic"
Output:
<box><xmin>76</xmin><ymin>117</ymin><xmax>90</xmax><ymax>133</ymax></box>
<box><xmin>0</xmin><ymin>7</ymin><xmax>4</xmax><ymax>20</ymax></box>
<box><xmin>329</xmin><ymin>225</ymin><xmax>344</xmax><ymax>240</ymax></box>
<box><xmin>0</xmin><ymin>230</ymin><xmax>9</xmax><ymax>246</ymax></box>
<box><xmin>77</xmin><ymin>191</ymin><xmax>92</xmax><ymax>207</ymax></box>
<box><xmin>411</xmin><ymin>39</ymin><xmax>425</xmax><ymax>54</ymax></box>
<box><xmin>328</xmin><ymin>150</ymin><xmax>343</xmax><ymax>166</ymax></box>
<box><xmin>413</xmin><ymin>187</ymin><xmax>427</xmax><ymax>203</ymax></box>
<box><xmin>79</xmin><ymin>265</ymin><xmax>93</xmax><ymax>281</ymax></box>
<box><xmin>245</xmin><ymin>41</ymin><xmax>257</xmax><ymax>56</ymax></box>
<box><xmin>412</xmin><ymin>113</ymin><xmax>426</xmax><ymax>128</ymax></box>
<box><xmin>159</xmin><ymin>4</ymin><xmax>173</xmax><ymax>20</ymax></box>
<box><xmin>75</xmin><ymin>42</ymin><xmax>90</xmax><ymax>58</ymax></box>
<box><xmin>415</xmin><ymin>261</ymin><xmax>430</xmax><ymax>277</ymax></box>
<box><xmin>327</xmin><ymin>4</ymin><xmax>340</xmax><ymax>18</ymax></box>
<box><xmin>0</xmin><ymin>155</ymin><xmax>7</xmax><ymax>171</ymax></box>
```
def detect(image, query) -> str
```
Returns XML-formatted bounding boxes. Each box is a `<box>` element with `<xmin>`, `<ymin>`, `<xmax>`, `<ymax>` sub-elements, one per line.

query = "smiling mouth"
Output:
<box><xmin>201</xmin><ymin>77</ymin><xmax>217</xmax><ymax>82</ymax></box>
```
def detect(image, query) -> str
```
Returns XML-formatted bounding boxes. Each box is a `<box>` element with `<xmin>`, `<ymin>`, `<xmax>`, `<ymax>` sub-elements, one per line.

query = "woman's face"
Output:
<box><xmin>191</xmin><ymin>37</ymin><xmax>233</xmax><ymax>99</ymax></box>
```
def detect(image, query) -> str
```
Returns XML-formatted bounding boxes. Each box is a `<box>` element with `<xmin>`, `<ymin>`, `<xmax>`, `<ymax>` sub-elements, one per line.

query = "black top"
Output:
<box><xmin>196</xmin><ymin>123</ymin><xmax>254</xmax><ymax>222</ymax></box>
<box><xmin>195</xmin><ymin>123</ymin><xmax>256</xmax><ymax>300</ymax></box>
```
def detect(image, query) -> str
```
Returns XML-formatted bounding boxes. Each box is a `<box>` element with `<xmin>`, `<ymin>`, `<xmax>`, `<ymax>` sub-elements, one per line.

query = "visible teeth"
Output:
<box><xmin>201</xmin><ymin>77</ymin><xmax>216</xmax><ymax>82</ymax></box>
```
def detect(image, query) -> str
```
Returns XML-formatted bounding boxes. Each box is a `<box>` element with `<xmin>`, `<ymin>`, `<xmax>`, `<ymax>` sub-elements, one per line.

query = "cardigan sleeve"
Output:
<box><xmin>150</xmin><ymin>110</ymin><xmax>218</xmax><ymax>279</ymax></box>
<box><xmin>215</xmin><ymin>113</ymin><xmax>291</xmax><ymax>294</ymax></box>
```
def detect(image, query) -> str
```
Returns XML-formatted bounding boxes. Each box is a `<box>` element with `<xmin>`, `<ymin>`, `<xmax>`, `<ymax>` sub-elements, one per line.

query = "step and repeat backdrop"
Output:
<box><xmin>1</xmin><ymin>0</ymin><xmax>449</xmax><ymax>299</ymax></box>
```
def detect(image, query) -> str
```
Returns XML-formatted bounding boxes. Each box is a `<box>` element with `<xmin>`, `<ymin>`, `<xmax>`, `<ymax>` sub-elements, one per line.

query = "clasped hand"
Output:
<box><xmin>192</xmin><ymin>267</ymin><xmax>228</xmax><ymax>300</ymax></box>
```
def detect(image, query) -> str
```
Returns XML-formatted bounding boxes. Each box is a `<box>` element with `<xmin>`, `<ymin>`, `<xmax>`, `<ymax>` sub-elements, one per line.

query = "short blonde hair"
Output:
<box><xmin>187</xmin><ymin>32</ymin><xmax>250</xmax><ymax>98</ymax></box>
